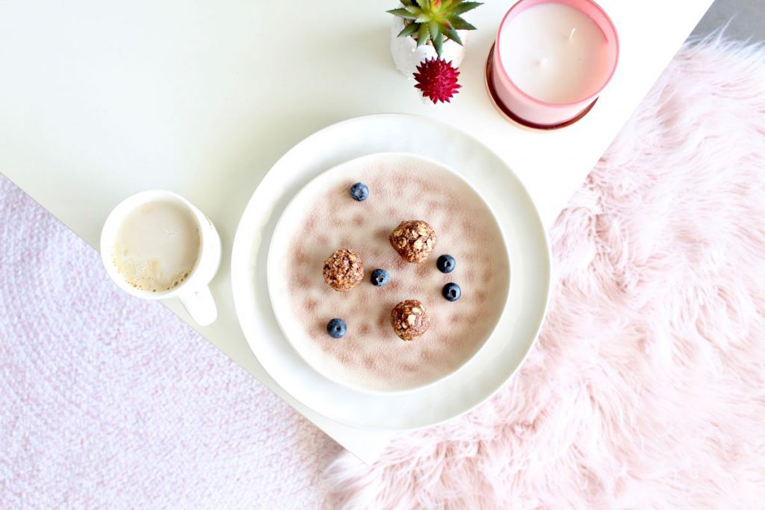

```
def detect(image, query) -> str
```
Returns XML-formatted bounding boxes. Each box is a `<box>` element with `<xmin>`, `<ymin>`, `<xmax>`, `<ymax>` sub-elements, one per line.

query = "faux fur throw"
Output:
<box><xmin>324</xmin><ymin>39</ymin><xmax>765</xmax><ymax>509</ymax></box>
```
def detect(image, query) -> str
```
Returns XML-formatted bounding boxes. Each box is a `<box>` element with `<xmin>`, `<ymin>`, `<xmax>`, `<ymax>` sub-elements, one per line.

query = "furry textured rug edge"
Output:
<box><xmin>322</xmin><ymin>38</ymin><xmax>765</xmax><ymax>510</ymax></box>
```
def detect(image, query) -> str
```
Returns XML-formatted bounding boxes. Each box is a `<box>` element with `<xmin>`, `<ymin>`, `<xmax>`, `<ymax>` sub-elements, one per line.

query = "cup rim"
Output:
<box><xmin>100</xmin><ymin>190</ymin><xmax>207</xmax><ymax>300</ymax></box>
<box><xmin>494</xmin><ymin>0</ymin><xmax>620</xmax><ymax>109</ymax></box>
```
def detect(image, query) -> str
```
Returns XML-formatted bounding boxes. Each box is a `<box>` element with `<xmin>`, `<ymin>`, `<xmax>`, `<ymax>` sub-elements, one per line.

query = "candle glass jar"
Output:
<box><xmin>486</xmin><ymin>0</ymin><xmax>619</xmax><ymax>129</ymax></box>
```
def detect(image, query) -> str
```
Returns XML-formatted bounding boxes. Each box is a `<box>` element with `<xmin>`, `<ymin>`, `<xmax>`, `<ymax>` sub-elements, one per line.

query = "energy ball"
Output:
<box><xmin>323</xmin><ymin>248</ymin><xmax>364</xmax><ymax>292</ymax></box>
<box><xmin>389</xmin><ymin>220</ymin><xmax>437</xmax><ymax>263</ymax></box>
<box><xmin>391</xmin><ymin>299</ymin><xmax>430</xmax><ymax>341</ymax></box>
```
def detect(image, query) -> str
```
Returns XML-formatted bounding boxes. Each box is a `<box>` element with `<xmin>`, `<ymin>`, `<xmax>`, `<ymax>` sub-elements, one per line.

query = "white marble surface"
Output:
<box><xmin>0</xmin><ymin>0</ymin><xmax>712</xmax><ymax>462</ymax></box>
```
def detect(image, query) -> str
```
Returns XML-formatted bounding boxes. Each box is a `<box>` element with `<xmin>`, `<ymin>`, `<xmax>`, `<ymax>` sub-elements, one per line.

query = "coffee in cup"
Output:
<box><xmin>101</xmin><ymin>190</ymin><xmax>221</xmax><ymax>326</ymax></box>
<box><xmin>112</xmin><ymin>200</ymin><xmax>200</xmax><ymax>293</ymax></box>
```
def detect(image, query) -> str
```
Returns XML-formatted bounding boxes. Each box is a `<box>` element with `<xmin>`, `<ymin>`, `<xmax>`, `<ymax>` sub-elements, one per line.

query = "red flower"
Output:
<box><xmin>413</xmin><ymin>58</ymin><xmax>461</xmax><ymax>104</ymax></box>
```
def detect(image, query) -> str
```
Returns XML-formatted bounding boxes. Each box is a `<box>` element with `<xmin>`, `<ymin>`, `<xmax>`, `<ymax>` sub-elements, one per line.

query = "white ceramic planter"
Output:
<box><xmin>389</xmin><ymin>17</ymin><xmax>470</xmax><ymax>77</ymax></box>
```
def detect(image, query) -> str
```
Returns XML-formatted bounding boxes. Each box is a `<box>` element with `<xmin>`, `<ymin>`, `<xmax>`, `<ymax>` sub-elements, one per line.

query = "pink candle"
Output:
<box><xmin>487</xmin><ymin>0</ymin><xmax>619</xmax><ymax>129</ymax></box>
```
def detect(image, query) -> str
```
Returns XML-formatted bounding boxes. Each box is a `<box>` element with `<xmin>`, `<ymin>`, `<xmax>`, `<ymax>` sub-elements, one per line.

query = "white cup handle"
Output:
<box><xmin>178</xmin><ymin>286</ymin><xmax>217</xmax><ymax>326</ymax></box>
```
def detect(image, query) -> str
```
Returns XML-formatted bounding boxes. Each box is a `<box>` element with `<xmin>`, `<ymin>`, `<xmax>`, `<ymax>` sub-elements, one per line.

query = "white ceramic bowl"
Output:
<box><xmin>267</xmin><ymin>153</ymin><xmax>511</xmax><ymax>394</ymax></box>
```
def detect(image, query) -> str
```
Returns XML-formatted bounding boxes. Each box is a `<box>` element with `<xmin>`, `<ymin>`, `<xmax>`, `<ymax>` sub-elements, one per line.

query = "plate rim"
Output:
<box><xmin>230</xmin><ymin>113</ymin><xmax>552</xmax><ymax>431</ymax></box>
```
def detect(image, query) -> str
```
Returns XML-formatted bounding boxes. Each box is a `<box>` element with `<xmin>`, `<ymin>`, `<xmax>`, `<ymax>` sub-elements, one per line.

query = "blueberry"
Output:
<box><xmin>442</xmin><ymin>283</ymin><xmax>461</xmax><ymax>302</ymax></box>
<box><xmin>326</xmin><ymin>318</ymin><xmax>347</xmax><ymax>338</ymax></box>
<box><xmin>370</xmin><ymin>269</ymin><xmax>390</xmax><ymax>287</ymax></box>
<box><xmin>437</xmin><ymin>254</ymin><xmax>456</xmax><ymax>274</ymax></box>
<box><xmin>349</xmin><ymin>182</ymin><xmax>369</xmax><ymax>202</ymax></box>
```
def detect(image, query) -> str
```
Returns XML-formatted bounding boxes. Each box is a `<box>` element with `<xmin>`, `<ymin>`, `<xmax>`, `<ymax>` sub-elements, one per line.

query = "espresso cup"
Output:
<box><xmin>100</xmin><ymin>190</ymin><xmax>221</xmax><ymax>326</ymax></box>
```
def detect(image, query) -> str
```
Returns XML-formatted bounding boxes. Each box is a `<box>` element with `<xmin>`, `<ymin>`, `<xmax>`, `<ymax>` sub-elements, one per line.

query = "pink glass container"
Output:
<box><xmin>487</xmin><ymin>0</ymin><xmax>619</xmax><ymax>129</ymax></box>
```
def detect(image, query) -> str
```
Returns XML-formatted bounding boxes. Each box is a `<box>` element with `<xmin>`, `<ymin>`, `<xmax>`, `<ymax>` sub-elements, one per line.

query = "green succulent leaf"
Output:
<box><xmin>448</xmin><ymin>15</ymin><xmax>476</xmax><ymax>31</ymax></box>
<box><xmin>388</xmin><ymin>7</ymin><xmax>417</xmax><ymax>19</ymax></box>
<box><xmin>417</xmin><ymin>22</ymin><xmax>431</xmax><ymax>47</ymax></box>
<box><xmin>433</xmin><ymin>32</ymin><xmax>444</xmax><ymax>57</ymax></box>
<box><xmin>451</xmin><ymin>2</ymin><xmax>483</xmax><ymax>14</ymax></box>
<box><xmin>428</xmin><ymin>21</ymin><xmax>440</xmax><ymax>40</ymax></box>
<box><xmin>450</xmin><ymin>1</ymin><xmax>483</xmax><ymax>15</ymax></box>
<box><xmin>397</xmin><ymin>22</ymin><xmax>420</xmax><ymax>38</ymax></box>
<box><xmin>390</xmin><ymin>0</ymin><xmax>482</xmax><ymax>42</ymax></box>
<box><xmin>443</xmin><ymin>27</ymin><xmax>463</xmax><ymax>45</ymax></box>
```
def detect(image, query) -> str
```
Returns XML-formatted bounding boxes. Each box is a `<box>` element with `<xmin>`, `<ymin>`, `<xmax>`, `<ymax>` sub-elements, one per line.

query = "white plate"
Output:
<box><xmin>231</xmin><ymin>114</ymin><xmax>550</xmax><ymax>430</ymax></box>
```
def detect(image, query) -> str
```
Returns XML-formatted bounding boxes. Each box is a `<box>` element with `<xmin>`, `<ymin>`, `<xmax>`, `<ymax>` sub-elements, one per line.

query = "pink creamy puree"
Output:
<box><xmin>282</xmin><ymin>156</ymin><xmax>510</xmax><ymax>391</ymax></box>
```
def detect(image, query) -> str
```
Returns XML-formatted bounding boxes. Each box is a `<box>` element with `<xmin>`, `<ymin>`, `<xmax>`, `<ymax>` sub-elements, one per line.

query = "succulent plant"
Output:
<box><xmin>388</xmin><ymin>0</ymin><xmax>482</xmax><ymax>58</ymax></box>
<box><xmin>414</xmin><ymin>57</ymin><xmax>461</xmax><ymax>104</ymax></box>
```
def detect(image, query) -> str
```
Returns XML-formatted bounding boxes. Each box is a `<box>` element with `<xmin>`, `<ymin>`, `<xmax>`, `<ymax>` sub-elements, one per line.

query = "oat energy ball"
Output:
<box><xmin>391</xmin><ymin>299</ymin><xmax>431</xmax><ymax>341</ymax></box>
<box><xmin>389</xmin><ymin>220</ymin><xmax>437</xmax><ymax>263</ymax></box>
<box><xmin>323</xmin><ymin>248</ymin><xmax>364</xmax><ymax>292</ymax></box>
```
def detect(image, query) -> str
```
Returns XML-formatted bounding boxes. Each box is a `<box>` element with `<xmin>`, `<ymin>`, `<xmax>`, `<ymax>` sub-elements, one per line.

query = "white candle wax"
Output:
<box><xmin>498</xmin><ymin>2</ymin><xmax>611</xmax><ymax>104</ymax></box>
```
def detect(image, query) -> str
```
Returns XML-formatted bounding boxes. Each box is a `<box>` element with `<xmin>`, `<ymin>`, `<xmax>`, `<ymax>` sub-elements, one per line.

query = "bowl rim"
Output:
<box><xmin>265</xmin><ymin>151</ymin><xmax>512</xmax><ymax>395</ymax></box>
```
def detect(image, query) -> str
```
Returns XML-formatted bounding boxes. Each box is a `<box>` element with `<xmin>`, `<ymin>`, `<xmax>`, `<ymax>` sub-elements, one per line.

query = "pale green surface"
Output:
<box><xmin>0</xmin><ymin>0</ymin><xmax>714</xmax><ymax>463</ymax></box>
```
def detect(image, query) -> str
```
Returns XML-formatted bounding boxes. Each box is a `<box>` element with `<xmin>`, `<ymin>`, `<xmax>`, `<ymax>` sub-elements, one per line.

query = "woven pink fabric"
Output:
<box><xmin>325</xmin><ymin>40</ymin><xmax>765</xmax><ymax>508</ymax></box>
<box><xmin>0</xmin><ymin>176</ymin><xmax>341</xmax><ymax>507</ymax></box>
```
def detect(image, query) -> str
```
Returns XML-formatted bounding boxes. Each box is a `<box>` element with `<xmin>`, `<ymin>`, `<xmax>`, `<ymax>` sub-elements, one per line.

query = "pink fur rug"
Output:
<box><xmin>325</xmin><ymin>39</ymin><xmax>765</xmax><ymax>509</ymax></box>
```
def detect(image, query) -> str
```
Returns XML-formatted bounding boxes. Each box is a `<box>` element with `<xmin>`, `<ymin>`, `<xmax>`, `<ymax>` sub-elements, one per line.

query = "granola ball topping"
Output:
<box><xmin>323</xmin><ymin>248</ymin><xmax>364</xmax><ymax>292</ymax></box>
<box><xmin>390</xmin><ymin>299</ymin><xmax>431</xmax><ymax>341</ymax></box>
<box><xmin>389</xmin><ymin>220</ymin><xmax>437</xmax><ymax>263</ymax></box>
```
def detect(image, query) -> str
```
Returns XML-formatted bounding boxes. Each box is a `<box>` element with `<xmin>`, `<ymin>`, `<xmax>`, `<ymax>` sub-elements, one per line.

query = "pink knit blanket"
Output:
<box><xmin>0</xmin><ymin>181</ymin><xmax>340</xmax><ymax>506</ymax></box>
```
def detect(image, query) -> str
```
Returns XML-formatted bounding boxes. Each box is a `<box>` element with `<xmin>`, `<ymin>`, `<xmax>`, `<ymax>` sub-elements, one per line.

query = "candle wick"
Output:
<box><xmin>568</xmin><ymin>27</ymin><xmax>577</xmax><ymax>41</ymax></box>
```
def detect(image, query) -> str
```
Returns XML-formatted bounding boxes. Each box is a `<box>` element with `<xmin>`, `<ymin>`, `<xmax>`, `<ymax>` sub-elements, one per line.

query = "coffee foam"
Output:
<box><xmin>112</xmin><ymin>200</ymin><xmax>200</xmax><ymax>293</ymax></box>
